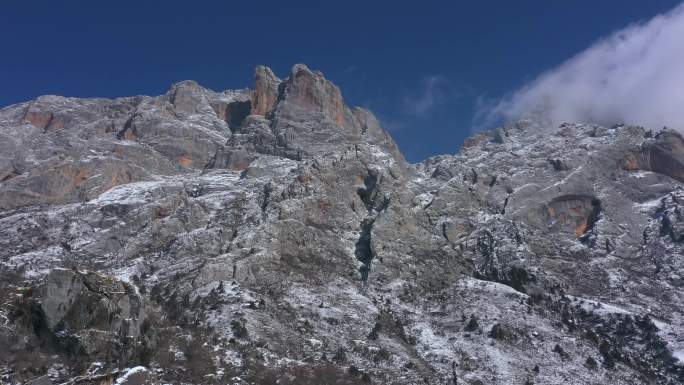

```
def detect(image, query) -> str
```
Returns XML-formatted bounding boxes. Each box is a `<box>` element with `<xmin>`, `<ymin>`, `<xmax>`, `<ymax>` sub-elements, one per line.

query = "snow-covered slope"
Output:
<box><xmin>0</xmin><ymin>65</ymin><xmax>682</xmax><ymax>385</ymax></box>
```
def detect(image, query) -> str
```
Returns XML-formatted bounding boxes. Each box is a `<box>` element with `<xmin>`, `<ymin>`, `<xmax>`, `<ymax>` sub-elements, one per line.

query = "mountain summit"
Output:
<box><xmin>0</xmin><ymin>65</ymin><xmax>683</xmax><ymax>385</ymax></box>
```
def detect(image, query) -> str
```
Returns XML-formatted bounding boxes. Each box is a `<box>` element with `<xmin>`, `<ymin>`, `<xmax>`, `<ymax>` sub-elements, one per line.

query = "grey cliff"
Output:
<box><xmin>0</xmin><ymin>64</ymin><xmax>682</xmax><ymax>385</ymax></box>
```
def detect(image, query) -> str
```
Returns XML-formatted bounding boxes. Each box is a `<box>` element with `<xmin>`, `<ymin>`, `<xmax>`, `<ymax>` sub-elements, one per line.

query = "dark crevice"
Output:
<box><xmin>423</xmin><ymin>195</ymin><xmax>435</xmax><ymax>210</ymax></box>
<box><xmin>605</xmin><ymin>239</ymin><xmax>613</xmax><ymax>253</ymax></box>
<box><xmin>117</xmin><ymin>112</ymin><xmax>141</xmax><ymax>140</ymax></box>
<box><xmin>501</xmin><ymin>196</ymin><xmax>510</xmax><ymax>215</ymax></box>
<box><xmin>355</xmin><ymin>218</ymin><xmax>375</xmax><ymax>282</ymax></box>
<box><xmin>260</xmin><ymin>183</ymin><xmax>273</xmax><ymax>218</ymax></box>
<box><xmin>357</xmin><ymin>173</ymin><xmax>378</xmax><ymax>211</ymax></box>
<box><xmin>548</xmin><ymin>159</ymin><xmax>568</xmax><ymax>171</ymax></box>
<box><xmin>19</xmin><ymin>102</ymin><xmax>32</xmax><ymax>124</ymax></box>
<box><xmin>1</xmin><ymin>170</ymin><xmax>19</xmax><ymax>182</ymax></box>
<box><xmin>354</xmin><ymin>166</ymin><xmax>389</xmax><ymax>281</ymax></box>
<box><xmin>203</xmin><ymin>150</ymin><xmax>218</xmax><ymax>170</ymax></box>
<box><xmin>581</xmin><ymin>198</ymin><xmax>602</xmax><ymax>236</ymax></box>
<box><xmin>463</xmin><ymin>168</ymin><xmax>478</xmax><ymax>184</ymax></box>
<box><xmin>42</xmin><ymin>114</ymin><xmax>55</xmax><ymax>133</ymax></box>
<box><xmin>643</xmin><ymin>227</ymin><xmax>650</xmax><ymax>245</ymax></box>
<box><xmin>357</xmin><ymin>169</ymin><xmax>389</xmax><ymax>212</ymax></box>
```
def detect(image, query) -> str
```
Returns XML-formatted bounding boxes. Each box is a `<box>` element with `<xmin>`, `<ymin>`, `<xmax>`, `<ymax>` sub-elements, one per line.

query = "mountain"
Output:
<box><xmin>0</xmin><ymin>64</ymin><xmax>683</xmax><ymax>385</ymax></box>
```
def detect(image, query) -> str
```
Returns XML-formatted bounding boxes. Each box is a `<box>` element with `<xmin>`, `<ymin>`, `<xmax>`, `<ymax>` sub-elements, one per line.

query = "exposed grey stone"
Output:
<box><xmin>26</xmin><ymin>376</ymin><xmax>52</xmax><ymax>385</ymax></box>
<box><xmin>0</xmin><ymin>65</ymin><xmax>683</xmax><ymax>385</ymax></box>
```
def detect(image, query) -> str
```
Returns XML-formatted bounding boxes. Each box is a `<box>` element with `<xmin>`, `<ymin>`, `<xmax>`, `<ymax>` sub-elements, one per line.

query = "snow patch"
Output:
<box><xmin>115</xmin><ymin>366</ymin><xmax>147</xmax><ymax>385</ymax></box>
<box><xmin>91</xmin><ymin>181</ymin><xmax>165</xmax><ymax>205</ymax></box>
<box><xmin>673</xmin><ymin>350</ymin><xmax>684</xmax><ymax>362</ymax></box>
<box><xmin>633</xmin><ymin>197</ymin><xmax>664</xmax><ymax>212</ymax></box>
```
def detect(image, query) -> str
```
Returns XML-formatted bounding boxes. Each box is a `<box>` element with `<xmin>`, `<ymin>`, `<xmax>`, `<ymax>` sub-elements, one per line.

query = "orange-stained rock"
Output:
<box><xmin>251</xmin><ymin>65</ymin><xmax>281</xmax><ymax>116</ymax></box>
<box><xmin>71</xmin><ymin>168</ymin><xmax>89</xmax><ymax>187</ymax></box>
<box><xmin>285</xmin><ymin>64</ymin><xmax>346</xmax><ymax>127</ymax></box>
<box><xmin>544</xmin><ymin>195</ymin><xmax>601</xmax><ymax>238</ymax></box>
<box><xmin>122</xmin><ymin>129</ymin><xmax>137</xmax><ymax>140</ymax></box>
<box><xmin>179</xmin><ymin>155</ymin><xmax>193</xmax><ymax>167</ymax></box>
<box><xmin>575</xmin><ymin>220</ymin><xmax>589</xmax><ymax>237</ymax></box>
<box><xmin>24</xmin><ymin>110</ymin><xmax>53</xmax><ymax>130</ymax></box>
<box><xmin>106</xmin><ymin>169</ymin><xmax>132</xmax><ymax>190</ymax></box>
<box><xmin>622</xmin><ymin>153</ymin><xmax>640</xmax><ymax>171</ymax></box>
<box><xmin>24</xmin><ymin>108</ymin><xmax>66</xmax><ymax>131</ymax></box>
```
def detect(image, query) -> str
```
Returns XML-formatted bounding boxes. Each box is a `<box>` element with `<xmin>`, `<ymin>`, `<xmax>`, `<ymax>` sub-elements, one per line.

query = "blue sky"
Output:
<box><xmin>1</xmin><ymin>1</ymin><xmax>681</xmax><ymax>162</ymax></box>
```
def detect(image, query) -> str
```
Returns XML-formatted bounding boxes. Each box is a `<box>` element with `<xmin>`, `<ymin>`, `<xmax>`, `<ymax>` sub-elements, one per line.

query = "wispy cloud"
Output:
<box><xmin>403</xmin><ymin>75</ymin><xmax>449</xmax><ymax>117</ymax></box>
<box><xmin>376</xmin><ymin>115</ymin><xmax>409</xmax><ymax>132</ymax></box>
<box><xmin>476</xmin><ymin>3</ymin><xmax>684</xmax><ymax>132</ymax></box>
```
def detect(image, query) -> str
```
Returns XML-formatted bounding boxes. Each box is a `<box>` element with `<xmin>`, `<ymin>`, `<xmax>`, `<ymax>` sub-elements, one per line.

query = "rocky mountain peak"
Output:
<box><xmin>279</xmin><ymin>63</ymin><xmax>345</xmax><ymax>122</ymax></box>
<box><xmin>251</xmin><ymin>65</ymin><xmax>281</xmax><ymax>116</ymax></box>
<box><xmin>0</xmin><ymin>65</ymin><xmax>405</xmax><ymax>210</ymax></box>
<box><xmin>0</xmin><ymin>65</ymin><xmax>683</xmax><ymax>385</ymax></box>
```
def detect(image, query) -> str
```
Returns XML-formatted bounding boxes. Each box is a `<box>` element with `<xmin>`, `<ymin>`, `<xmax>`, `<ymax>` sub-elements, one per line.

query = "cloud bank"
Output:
<box><xmin>477</xmin><ymin>3</ymin><xmax>684</xmax><ymax>131</ymax></box>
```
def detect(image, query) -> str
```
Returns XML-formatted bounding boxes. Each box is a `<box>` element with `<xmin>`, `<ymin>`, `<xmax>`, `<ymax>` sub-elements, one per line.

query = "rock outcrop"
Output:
<box><xmin>623</xmin><ymin>129</ymin><xmax>684</xmax><ymax>183</ymax></box>
<box><xmin>0</xmin><ymin>66</ymin><xmax>683</xmax><ymax>385</ymax></box>
<box><xmin>251</xmin><ymin>65</ymin><xmax>280</xmax><ymax>117</ymax></box>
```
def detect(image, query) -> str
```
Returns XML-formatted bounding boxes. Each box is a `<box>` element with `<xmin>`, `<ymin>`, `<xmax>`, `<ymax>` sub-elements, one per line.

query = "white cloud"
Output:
<box><xmin>477</xmin><ymin>3</ymin><xmax>684</xmax><ymax>132</ymax></box>
<box><xmin>403</xmin><ymin>75</ymin><xmax>448</xmax><ymax>116</ymax></box>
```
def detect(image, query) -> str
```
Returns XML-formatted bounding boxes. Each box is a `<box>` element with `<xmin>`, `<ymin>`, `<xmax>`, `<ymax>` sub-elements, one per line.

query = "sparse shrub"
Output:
<box><xmin>332</xmin><ymin>347</ymin><xmax>347</xmax><ymax>362</ymax></box>
<box><xmin>585</xmin><ymin>328</ymin><xmax>599</xmax><ymax>344</ymax></box>
<box><xmin>553</xmin><ymin>344</ymin><xmax>569</xmax><ymax>359</ymax></box>
<box><xmin>181</xmin><ymin>332</ymin><xmax>216</xmax><ymax>380</ymax></box>
<box><xmin>367</xmin><ymin>311</ymin><xmax>408</xmax><ymax>343</ymax></box>
<box><xmin>599</xmin><ymin>340</ymin><xmax>615</xmax><ymax>369</ymax></box>
<box><xmin>585</xmin><ymin>356</ymin><xmax>598</xmax><ymax>369</ymax></box>
<box><xmin>488</xmin><ymin>323</ymin><xmax>519</xmax><ymax>343</ymax></box>
<box><xmin>373</xmin><ymin>348</ymin><xmax>391</xmax><ymax>362</ymax></box>
<box><xmin>231</xmin><ymin>319</ymin><xmax>249</xmax><ymax>339</ymax></box>
<box><xmin>368</xmin><ymin>322</ymin><xmax>381</xmax><ymax>340</ymax></box>
<box><xmin>464</xmin><ymin>315</ymin><xmax>479</xmax><ymax>332</ymax></box>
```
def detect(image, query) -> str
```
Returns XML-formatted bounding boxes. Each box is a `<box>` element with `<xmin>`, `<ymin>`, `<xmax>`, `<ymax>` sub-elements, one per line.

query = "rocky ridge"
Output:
<box><xmin>0</xmin><ymin>64</ymin><xmax>682</xmax><ymax>384</ymax></box>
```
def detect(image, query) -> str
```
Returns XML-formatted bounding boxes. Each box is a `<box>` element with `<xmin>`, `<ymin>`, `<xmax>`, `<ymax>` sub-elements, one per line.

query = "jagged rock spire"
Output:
<box><xmin>251</xmin><ymin>65</ymin><xmax>281</xmax><ymax>116</ymax></box>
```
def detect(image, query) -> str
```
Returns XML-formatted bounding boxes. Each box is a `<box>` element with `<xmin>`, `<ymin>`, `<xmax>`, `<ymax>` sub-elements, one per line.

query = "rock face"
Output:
<box><xmin>0</xmin><ymin>66</ymin><xmax>683</xmax><ymax>385</ymax></box>
<box><xmin>251</xmin><ymin>65</ymin><xmax>280</xmax><ymax>116</ymax></box>
<box><xmin>17</xmin><ymin>269</ymin><xmax>149</xmax><ymax>362</ymax></box>
<box><xmin>624</xmin><ymin>129</ymin><xmax>684</xmax><ymax>183</ymax></box>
